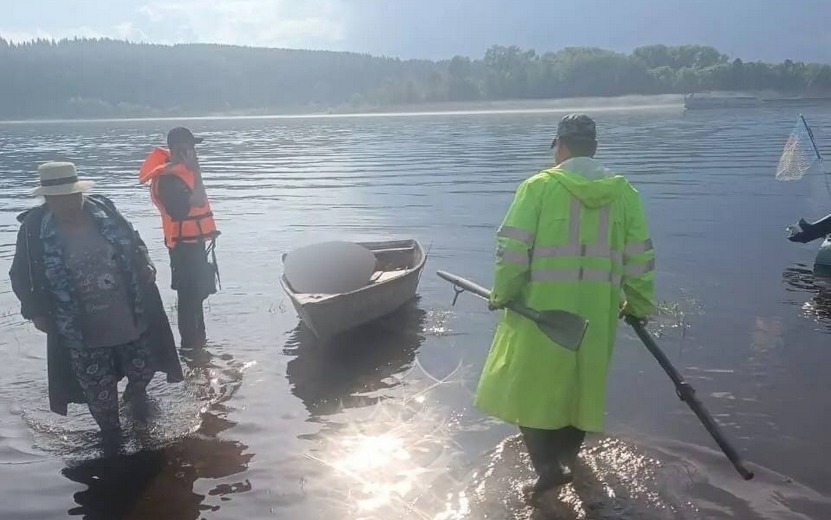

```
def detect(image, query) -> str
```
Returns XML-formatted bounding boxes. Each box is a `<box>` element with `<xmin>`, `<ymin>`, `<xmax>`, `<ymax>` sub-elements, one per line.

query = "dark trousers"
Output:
<box><xmin>169</xmin><ymin>242</ymin><xmax>215</xmax><ymax>348</ymax></box>
<box><xmin>177</xmin><ymin>287</ymin><xmax>206</xmax><ymax>348</ymax></box>
<box><xmin>520</xmin><ymin>426</ymin><xmax>586</xmax><ymax>481</ymax></box>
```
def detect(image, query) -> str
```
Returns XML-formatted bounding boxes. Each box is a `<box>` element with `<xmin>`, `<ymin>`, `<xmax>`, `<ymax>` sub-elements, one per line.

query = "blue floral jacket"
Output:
<box><xmin>39</xmin><ymin>196</ymin><xmax>148</xmax><ymax>350</ymax></box>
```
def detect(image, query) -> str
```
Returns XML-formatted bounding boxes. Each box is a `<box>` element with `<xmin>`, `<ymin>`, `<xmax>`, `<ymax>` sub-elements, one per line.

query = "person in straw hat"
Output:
<box><xmin>9</xmin><ymin>161</ymin><xmax>183</xmax><ymax>448</ymax></box>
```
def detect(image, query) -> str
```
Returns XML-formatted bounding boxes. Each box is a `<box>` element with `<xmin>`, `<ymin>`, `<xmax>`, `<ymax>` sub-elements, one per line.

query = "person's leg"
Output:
<box><xmin>198</xmin><ymin>304</ymin><xmax>206</xmax><ymax>343</ymax></box>
<box><xmin>194</xmin><ymin>241</ymin><xmax>212</xmax><ymax>344</ymax></box>
<box><xmin>519</xmin><ymin>426</ymin><xmax>555</xmax><ymax>477</ymax></box>
<box><xmin>519</xmin><ymin>426</ymin><xmax>574</xmax><ymax>497</ymax></box>
<box><xmin>177</xmin><ymin>287</ymin><xmax>203</xmax><ymax>348</ymax></box>
<box><xmin>170</xmin><ymin>243</ymin><xmax>206</xmax><ymax>348</ymax></box>
<box><xmin>561</xmin><ymin>426</ymin><xmax>587</xmax><ymax>471</ymax></box>
<box><xmin>68</xmin><ymin>347</ymin><xmax>120</xmax><ymax>433</ymax></box>
<box><xmin>117</xmin><ymin>337</ymin><xmax>156</xmax><ymax>422</ymax></box>
<box><xmin>118</xmin><ymin>337</ymin><xmax>155</xmax><ymax>400</ymax></box>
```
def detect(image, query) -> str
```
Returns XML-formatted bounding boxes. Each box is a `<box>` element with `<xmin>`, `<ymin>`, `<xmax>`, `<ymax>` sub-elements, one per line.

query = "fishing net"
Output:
<box><xmin>776</xmin><ymin>115</ymin><xmax>823</xmax><ymax>181</ymax></box>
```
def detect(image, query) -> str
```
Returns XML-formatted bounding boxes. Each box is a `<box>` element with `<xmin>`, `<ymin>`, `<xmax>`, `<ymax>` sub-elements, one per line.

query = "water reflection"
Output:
<box><xmin>61</xmin><ymin>435</ymin><xmax>251</xmax><ymax>520</ymax></box>
<box><xmin>434</xmin><ymin>434</ymin><xmax>699</xmax><ymax>520</ymax></box>
<box><xmin>59</xmin><ymin>342</ymin><xmax>253</xmax><ymax>520</ymax></box>
<box><xmin>782</xmin><ymin>264</ymin><xmax>831</xmax><ymax>327</ymax></box>
<box><xmin>284</xmin><ymin>299</ymin><xmax>426</xmax><ymax>416</ymax></box>
<box><xmin>4</xmin><ymin>109</ymin><xmax>831</xmax><ymax>518</ymax></box>
<box><xmin>436</xmin><ymin>433</ymin><xmax>831</xmax><ymax>520</ymax></box>
<box><xmin>284</xmin><ymin>300</ymin><xmax>471</xmax><ymax>518</ymax></box>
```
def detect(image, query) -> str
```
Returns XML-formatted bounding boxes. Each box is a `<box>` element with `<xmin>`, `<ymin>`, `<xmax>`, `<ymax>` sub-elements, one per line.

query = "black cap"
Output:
<box><xmin>167</xmin><ymin>127</ymin><xmax>204</xmax><ymax>148</ymax></box>
<box><xmin>551</xmin><ymin>114</ymin><xmax>597</xmax><ymax>148</ymax></box>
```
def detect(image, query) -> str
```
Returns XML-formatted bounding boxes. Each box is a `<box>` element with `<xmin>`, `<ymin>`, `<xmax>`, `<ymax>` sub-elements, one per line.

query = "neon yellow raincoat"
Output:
<box><xmin>474</xmin><ymin>157</ymin><xmax>656</xmax><ymax>432</ymax></box>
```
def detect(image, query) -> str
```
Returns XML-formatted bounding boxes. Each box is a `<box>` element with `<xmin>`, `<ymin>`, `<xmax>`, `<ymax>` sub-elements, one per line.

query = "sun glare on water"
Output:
<box><xmin>305</xmin><ymin>377</ymin><xmax>469</xmax><ymax>517</ymax></box>
<box><xmin>333</xmin><ymin>433</ymin><xmax>415</xmax><ymax>511</ymax></box>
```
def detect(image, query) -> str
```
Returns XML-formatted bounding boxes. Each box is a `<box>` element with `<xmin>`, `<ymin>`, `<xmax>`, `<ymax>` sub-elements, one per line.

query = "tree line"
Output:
<box><xmin>1</xmin><ymin>37</ymin><xmax>830</xmax><ymax>119</ymax></box>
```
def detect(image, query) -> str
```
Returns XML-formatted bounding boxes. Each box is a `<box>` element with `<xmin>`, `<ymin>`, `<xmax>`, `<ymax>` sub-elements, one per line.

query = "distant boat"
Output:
<box><xmin>280</xmin><ymin>239</ymin><xmax>427</xmax><ymax>339</ymax></box>
<box><xmin>761</xmin><ymin>96</ymin><xmax>831</xmax><ymax>107</ymax></box>
<box><xmin>683</xmin><ymin>92</ymin><xmax>761</xmax><ymax>110</ymax></box>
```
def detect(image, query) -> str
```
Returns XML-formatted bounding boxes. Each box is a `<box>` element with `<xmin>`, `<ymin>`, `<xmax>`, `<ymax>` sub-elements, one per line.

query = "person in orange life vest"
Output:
<box><xmin>139</xmin><ymin>127</ymin><xmax>220</xmax><ymax>348</ymax></box>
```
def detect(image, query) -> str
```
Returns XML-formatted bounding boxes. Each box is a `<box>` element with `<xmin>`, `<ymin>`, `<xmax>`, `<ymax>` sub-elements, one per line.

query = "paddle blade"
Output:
<box><xmin>535</xmin><ymin>309</ymin><xmax>588</xmax><ymax>351</ymax></box>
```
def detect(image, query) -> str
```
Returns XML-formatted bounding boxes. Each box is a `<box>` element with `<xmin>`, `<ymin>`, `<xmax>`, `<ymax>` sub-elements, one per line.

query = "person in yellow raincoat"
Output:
<box><xmin>474</xmin><ymin>114</ymin><xmax>656</xmax><ymax>500</ymax></box>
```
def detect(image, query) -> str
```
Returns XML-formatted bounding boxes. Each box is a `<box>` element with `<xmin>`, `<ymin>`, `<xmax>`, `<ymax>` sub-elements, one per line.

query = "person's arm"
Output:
<box><xmin>621</xmin><ymin>186</ymin><xmax>656</xmax><ymax>319</ymax></box>
<box><xmin>788</xmin><ymin>214</ymin><xmax>831</xmax><ymax>243</ymax></box>
<box><xmin>490</xmin><ymin>180</ymin><xmax>539</xmax><ymax>308</ymax></box>
<box><xmin>95</xmin><ymin>195</ymin><xmax>157</xmax><ymax>281</ymax></box>
<box><xmin>187</xmin><ymin>156</ymin><xmax>207</xmax><ymax>206</ymax></box>
<box><xmin>9</xmin><ymin>224</ymin><xmax>49</xmax><ymax>330</ymax></box>
<box><xmin>157</xmin><ymin>174</ymin><xmax>193</xmax><ymax>221</ymax></box>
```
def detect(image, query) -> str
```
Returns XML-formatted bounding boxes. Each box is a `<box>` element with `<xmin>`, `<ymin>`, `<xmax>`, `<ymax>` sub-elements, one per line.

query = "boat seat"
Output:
<box><xmin>371</xmin><ymin>246</ymin><xmax>415</xmax><ymax>254</ymax></box>
<box><xmin>370</xmin><ymin>269</ymin><xmax>407</xmax><ymax>283</ymax></box>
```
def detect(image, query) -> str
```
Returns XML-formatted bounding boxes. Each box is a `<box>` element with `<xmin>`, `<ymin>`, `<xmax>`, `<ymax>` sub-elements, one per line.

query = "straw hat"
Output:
<box><xmin>31</xmin><ymin>162</ymin><xmax>95</xmax><ymax>196</ymax></box>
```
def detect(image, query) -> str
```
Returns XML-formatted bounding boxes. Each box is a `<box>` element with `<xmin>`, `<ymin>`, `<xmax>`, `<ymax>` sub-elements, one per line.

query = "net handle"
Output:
<box><xmin>800</xmin><ymin>113</ymin><xmax>823</xmax><ymax>162</ymax></box>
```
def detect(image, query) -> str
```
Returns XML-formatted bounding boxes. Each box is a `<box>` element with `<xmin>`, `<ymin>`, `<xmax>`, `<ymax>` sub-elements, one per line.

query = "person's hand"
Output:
<box><xmin>619</xmin><ymin>301</ymin><xmax>648</xmax><ymax>325</ymax></box>
<box><xmin>184</xmin><ymin>148</ymin><xmax>200</xmax><ymax>170</ymax></box>
<box><xmin>788</xmin><ymin>218</ymin><xmax>816</xmax><ymax>243</ymax></box>
<box><xmin>488</xmin><ymin>296</ymin><xmax>505</xmax><ymax>311</ymax></box>
<box><xmin>31</xmin><ymin>316</ymin><xmax>50</xmax><ymax>333</ymax></box>
<box><xmin>187</xmin><ymin>152</ymin><xmax>207</xmax><ymax>203</ymax></box>
<box><xmin>618</xmin><ymin>300</ymin><xmax>628</xmax><ymax>319</ymax></box>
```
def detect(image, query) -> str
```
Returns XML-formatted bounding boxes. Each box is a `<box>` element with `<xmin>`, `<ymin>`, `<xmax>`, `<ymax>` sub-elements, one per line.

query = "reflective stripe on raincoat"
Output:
<box><xmin>473</xmin><ymin>157</ymin><xmax>656</xmax><ymax>432</ymax></box>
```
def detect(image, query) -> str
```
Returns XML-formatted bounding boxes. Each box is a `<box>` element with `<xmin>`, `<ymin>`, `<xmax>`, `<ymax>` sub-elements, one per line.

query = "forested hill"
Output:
<box><xmin>2</xmin><ymin>37</ymin><xmax>831</xmax><ymax>120</ymax></box>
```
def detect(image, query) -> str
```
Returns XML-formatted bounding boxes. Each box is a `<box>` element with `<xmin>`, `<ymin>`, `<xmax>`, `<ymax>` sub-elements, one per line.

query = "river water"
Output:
<box><xmin>1</xmin><ymin>106</ymin><xmax>831</xmax><ymax>519</ymax></box>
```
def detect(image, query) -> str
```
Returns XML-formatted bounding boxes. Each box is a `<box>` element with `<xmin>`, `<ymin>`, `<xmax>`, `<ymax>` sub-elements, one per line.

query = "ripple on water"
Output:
<box><xmin>2</xmin><ymin>107</ymin><xmax>831</xmax><ymax>518</ymax></box>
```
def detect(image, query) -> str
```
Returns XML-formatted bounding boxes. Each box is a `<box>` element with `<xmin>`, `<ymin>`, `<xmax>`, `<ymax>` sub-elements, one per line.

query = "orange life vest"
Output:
<box><xmin>139</xmin><ymin>147</ymin><xmax>220</xmax><ymax>249</ymax></box>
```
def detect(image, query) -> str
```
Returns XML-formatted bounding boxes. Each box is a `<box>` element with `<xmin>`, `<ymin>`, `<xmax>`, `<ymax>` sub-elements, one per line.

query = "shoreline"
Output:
<box><xmin>5</xmin><ymin>91</ymin><xmax>830</xmax><ymax>125</ymax></box>
<box><xmin>0</xmin><ymin>95</ymin><xmax>685</xmax><ymax>124</ymax></box>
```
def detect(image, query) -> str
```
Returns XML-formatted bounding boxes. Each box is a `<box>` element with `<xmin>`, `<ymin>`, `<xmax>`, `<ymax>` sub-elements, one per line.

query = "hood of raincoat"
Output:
<box><xmin>546</xmin><ymin>157</ymin><xmax>629</xmax><ymax>209</ymax></box>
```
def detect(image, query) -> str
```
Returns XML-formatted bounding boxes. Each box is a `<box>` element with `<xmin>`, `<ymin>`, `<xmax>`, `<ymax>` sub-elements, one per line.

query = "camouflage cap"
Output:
<box><xmin>551</xmin><ymin>114</ymin><xmax>596</xmax><ymax>147</ymax></box>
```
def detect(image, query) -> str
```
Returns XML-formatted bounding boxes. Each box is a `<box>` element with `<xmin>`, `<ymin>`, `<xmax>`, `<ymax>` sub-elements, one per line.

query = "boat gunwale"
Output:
<box><xmin>279</xmin><ymin>239</ymin><xmax>426</xmax><ymax>304</ymax></box>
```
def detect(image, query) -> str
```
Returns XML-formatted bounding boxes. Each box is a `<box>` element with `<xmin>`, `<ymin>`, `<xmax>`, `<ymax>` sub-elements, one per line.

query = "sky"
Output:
<box><xmin>2</xmin><ymin>0</ymin><xmax>831</xmax><ymax>63</ymax></box>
